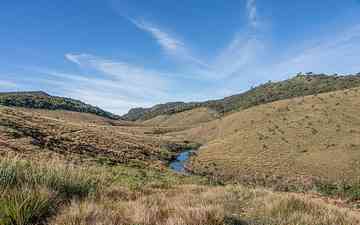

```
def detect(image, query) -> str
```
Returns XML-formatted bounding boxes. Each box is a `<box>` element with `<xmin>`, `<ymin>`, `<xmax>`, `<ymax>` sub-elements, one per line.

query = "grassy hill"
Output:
<box><xmin>122</xmin><ymin>73</ymin><xmax>360</xmax><ymax>121</ymax></box>
<box><xmin>182</xmin><ymin>87</ymin><xmax>360</xmax><ymax>188</ymax></box>
<box><xmin>2</xmin><ymin>89</ymin><xmax>360</xmax><ymax>224</ymax></box>
<box><xmin>0</xmin><ymin>91</ymin><xmax>119</xmax><ymax>120</ymax></box>
<box><xmin>142</xmin><ymin>107</ymin><xmax>220</xmax><ymax>128</ymax></box>
<box><xmin>0</xmin><ymin>106</ymin><xmax>192</xmax><ymax>167</ymax></box>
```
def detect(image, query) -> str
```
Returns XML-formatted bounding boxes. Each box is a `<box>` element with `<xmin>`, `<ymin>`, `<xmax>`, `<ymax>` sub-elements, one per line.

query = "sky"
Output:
<box><xmin>1</xmin><ymin>0</ymin><xmax>360</xmax><ymax>114</ymax></box>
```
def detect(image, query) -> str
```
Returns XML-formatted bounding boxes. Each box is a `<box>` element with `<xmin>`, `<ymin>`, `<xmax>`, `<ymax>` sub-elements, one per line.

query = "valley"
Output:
<box><xmin>1</xmin><ymin>74</ymin><xmax>360</xmax><ymax>225</ymax></box>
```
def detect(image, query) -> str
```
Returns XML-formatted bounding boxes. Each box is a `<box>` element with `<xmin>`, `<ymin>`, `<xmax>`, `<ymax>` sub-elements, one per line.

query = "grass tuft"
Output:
<box><xmin>0</xmin><ymin>158</ymin><xmax>98</xmax><ymax>199</ymax></box>
<box><xmin>0</xmin><ymin>188</ymin><xmax>54</xmax><ymax>225</ymax></box>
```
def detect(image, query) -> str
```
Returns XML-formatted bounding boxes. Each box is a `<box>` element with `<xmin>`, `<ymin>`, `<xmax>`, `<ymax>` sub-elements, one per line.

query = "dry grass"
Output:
<box><xmin>51</xmin><ymin>185</ymin><xmax>360</xmax><ymax>225</ymax></box>
<box><xmin>1</xmin><ymin>156</ymin><xmax>360</xmax><ymax>225</ymax></box>
<box><xmin>142</xmin><ymin>107</ymin><xmax>219</xmax><ymax>128</ymax></box>
<box><xmin>0</xmin><ymin>106</ymin><xmax>191</xmax><ymax>167</ymax></box>
<box><xmin>15</xmin><ymin>108</ymin><xmax>133</xmax><ymax>127</ymax></box>
<box><xmin>181</xmin><ymin>87</ymin><xmax>360</xmax><ymax>186</ymax></box>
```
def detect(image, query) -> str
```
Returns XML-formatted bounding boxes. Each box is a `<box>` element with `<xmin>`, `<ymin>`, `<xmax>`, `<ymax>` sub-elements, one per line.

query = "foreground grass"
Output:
<box><xmin>51</xmin><ymin>185</ymin><xmax>360</xmax><ymax>225</ymax></box>
<box><xmin>0</xmin><ymin>188</ymin><xmax>54</xmax><ymax>225</ymax></box>
<box><xmin>1</xmin><ymin>157</ymin><xmax>360</xmax><ymax>225</ymax></box>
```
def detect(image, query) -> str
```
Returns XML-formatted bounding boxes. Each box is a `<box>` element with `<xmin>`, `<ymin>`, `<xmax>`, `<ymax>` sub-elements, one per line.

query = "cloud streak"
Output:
<box><xmin>130</xmin><ymin>19</ymin><xmax>210</xmax><ymax>68</ymax></box>
<box><xmin>126</xmin><ymin>0</ymin><xmax>263</xmax><ymax>80</ymax></box>
<box><xmin>65</xmin><ymin>53</ymin><xmax>170</xmax><ymax>90</ymax></box>
<box><xmin>0</xmin><ymin>80</ymin><xmax>17</xmax><ymax>89</ymax></box>
<box><xmin>33</xmin><ymin>67</ymin><xmax>170</xmax><ymax>114</ymax></box>
<box><xmin>269</xmin><ymin>24</ymin><xmax>360</xmax><ymax>78</ymax></box>
<box><xmin>246</xmin><ymin>0</ymin><xmax>259</xmax><ymax>28</ymax></box>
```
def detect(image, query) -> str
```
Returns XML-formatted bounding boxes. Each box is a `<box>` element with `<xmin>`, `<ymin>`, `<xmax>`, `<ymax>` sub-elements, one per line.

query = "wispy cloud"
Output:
<box><xmin>129</xmin><ymin>19</ymin><xmax>210</xmax><ymax>68</ymax></box>
<box><xmin>213</xmin><ymin>34</ymin><xmax>264</xmax><ymax>79</ymax></box>
<box><xmin>131</xmin><ymin>19</ymin><xmax>184</xmax><ymax>54</ymax></box>
<box><xmin>65</xmin><ymin>53</ymin><xmax>170</xmax><ymax>90</ymax></box>
<box><xmin>0</xmin><ymin>80</ymin><xmax>17</xmax><ymax>88</ymax></box>
<box><xmin>24</xmin><ymin>53</ymin><xmax>187</xmax><ymax>114</ymax></box>
<box><xmin>125</xmin><ymin>0</ymin><xmax>264</xmax><ymax>80</ymax></box>
<box><xmin>33</xmin><ymin>67</ymin><xmax>169</xmax><ymax>114</ymax></box>
<box><xmin>246</xmin><ymin>0</ymin><xmax>259</xmax><ymax>28</ymax></box>
<box><xmin>65</xmin><ymin>53</ymin><xmax>93</xmax><ymax>66</ymax></box>
<box><xmin>269</xmin><ymin>24</ymin><xmax>360</xmax><ymax>78</ymax></box>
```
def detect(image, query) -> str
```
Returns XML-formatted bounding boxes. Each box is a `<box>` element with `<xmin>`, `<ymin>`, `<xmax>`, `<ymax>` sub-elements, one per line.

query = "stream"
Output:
<box><xmin>169</xmin><ymin>149</ymin><xmax>196</xmax><ymax>174</ymax></box>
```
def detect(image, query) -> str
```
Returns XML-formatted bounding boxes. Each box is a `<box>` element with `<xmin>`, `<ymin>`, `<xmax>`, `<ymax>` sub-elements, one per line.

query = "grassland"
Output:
<box><xmin>182</xmin><ymin>87</ymin><xmax>360</xmax><ymax>192</ymax></box>
<box><xmin>142</xmin><ymin>107</ymin><xmax>220</xmax><ymax>128</ymax></box>
<box><xmin>0</xmin><ymin>106</ymin><xmax>191</xmax><ymax>167</ymax></box>
<box><xmin>3</xmin><ymin>80</ymin><xmax>360</xmax><ymax>224</ymax></box>
<box><xmin>1</xmin><ymin>156</ymin><xmax>360</xmax><ymax>225</ymax></box>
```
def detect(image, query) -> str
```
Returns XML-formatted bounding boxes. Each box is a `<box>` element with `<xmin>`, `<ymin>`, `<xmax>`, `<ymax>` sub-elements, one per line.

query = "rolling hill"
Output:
<box><xmin>0</xmin><ymin>105</ymin><xmax>190</xmax><ymax>167</ymax></box>
<box><xmin>122</xmin><ymin>73</ymin><xmax>360</xmax><ymax>122</ymax></box>
<box><xmin>142</xmin><ymin>107</ymin><xmax>220</xmax><ymax>128</ymax></box>
<box><xmin>0</xmin><ymin>91</ymin><xmax>119</xmax><ymax>120</ymax></box>
<box><xmin>182</xmin><ymin>87</ymin><xmax>360</xmax><ymax>187</ymax></box>
<box><xmin>2</xmin><ymin>77</ymin><xmax>360</xmax><ymax>225</ymax></box>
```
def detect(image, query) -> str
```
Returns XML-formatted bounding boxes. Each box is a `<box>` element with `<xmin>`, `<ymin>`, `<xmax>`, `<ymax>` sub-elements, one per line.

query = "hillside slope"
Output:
<box><xmin>0</xmin><ymin>106</ymin><xmax>189</xmax><ymax>166</ymax></box>
<box><xmin>184</xmin><ymin>87</ymin><xmax>360</xmax><ymax>185</ymax></box>
<box><xmin>0</xmin><ymin>91</ymin><xmax>119</xmax><ymax>119</ymax></box>
<box><xmin>123</xmin><ymin>74</ymin><xmax>360</xmax><ymax>121</ymax></box>
<box><xmin>142</xmin><ymin>107</ymin><xmax>219</xmax><ymax>127</ymax></box>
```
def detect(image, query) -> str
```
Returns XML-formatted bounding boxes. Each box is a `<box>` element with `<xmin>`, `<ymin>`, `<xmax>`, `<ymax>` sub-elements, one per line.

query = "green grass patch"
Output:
<box><xmin>317</xmin><ymin>182</ymin><xmax>360</xmax><ymax>202</ymax></box>
<box><xmin>0</xmin><ymin>188</ymin><xmax>54</xmax><ymax>225</ymax></box>
<box><xmin>0</xmin><ymin>158</ymin><xmax>98</xmax><ymax>199</ymax></box>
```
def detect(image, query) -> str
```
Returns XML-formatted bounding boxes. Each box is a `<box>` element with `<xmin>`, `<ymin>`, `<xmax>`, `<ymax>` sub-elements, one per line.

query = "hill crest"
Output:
<box><xmin>122</xmin><ymin>73</ymin><xmax>360</xmax><ymax>121</ymax></box>
<box><xmin>0</xmin><ymin>91</ymin><xmax>119</xmax><ymax>120</ymax></box>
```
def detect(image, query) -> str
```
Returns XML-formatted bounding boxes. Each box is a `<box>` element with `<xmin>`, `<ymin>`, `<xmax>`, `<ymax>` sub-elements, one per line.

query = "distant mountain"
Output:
<box><xmin>122</xmin><ymin>73</ymin><xmax>360</xmax><ymax>121</ymax></box>
<box><xmin>0</xmin><ymin>91</ymin><xmax>120</xmax><ymax>120</ymax></box>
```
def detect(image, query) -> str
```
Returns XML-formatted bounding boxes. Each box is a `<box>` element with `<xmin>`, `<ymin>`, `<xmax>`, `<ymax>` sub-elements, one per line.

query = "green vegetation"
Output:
<box><xmin>0</xmin><ymin>158</ymin><xmax>99</xmax><ymax>225</ymax></box>
<box><xmin>123</xmin><ymin>74</ymin><xmax>360</xmax><ymax>121</ymax></box>
<box><xmin>0</xmin><ymin>189</ymin><xmax>54</xmax><ymax>225</ymax></box>
<box><xmin>1</xmin><ymin>156</ymin><xmax>360</xmax><ymax>225</ymax></box>
<box><xmin>0</xmin><ymin>91</ymin><xmax>119</xmax><ymax>119</ymax></box>
<box><xmin>0</xmin><ymin>158</ymin><xmax>98</xmax><ymax>199</ymax></box>
<box><xmin>316</xmin><ymin>181</ymin><xmax>360</xmax><ymax>202</ymax></box>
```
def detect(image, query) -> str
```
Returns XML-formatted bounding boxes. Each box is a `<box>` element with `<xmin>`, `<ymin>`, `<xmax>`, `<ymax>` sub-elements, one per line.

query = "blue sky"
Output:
<box><xmin>1</xmin><ymin>0</ymin><xmax>360</xmax><ymax>114</ymax></box>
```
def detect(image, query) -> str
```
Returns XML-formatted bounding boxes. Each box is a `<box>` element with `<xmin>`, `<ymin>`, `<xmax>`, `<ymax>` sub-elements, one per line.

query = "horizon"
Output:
<box><xmin>1</xmin><ymin>1</ymin><xmax>360</xmax><ymax>114</ymax></box>
<box><xmin>1</xmin><ymin>72</ymin><xmax>360</xmax><ymax>116</ymax></box>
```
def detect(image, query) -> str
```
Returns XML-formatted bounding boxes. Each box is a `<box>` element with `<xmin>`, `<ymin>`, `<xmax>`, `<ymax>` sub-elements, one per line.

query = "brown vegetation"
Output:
<box><xmin>184</xmin><ymin>87</ymin><xmax>360</xmax><ymax>187</ymax></box>
<box><xmin>142</xmin><ymin>107</ymin><xmax>219</xmax><ymax>128</ymax></box>
<box><xmin>0</xmin><ymin>106</ymin><xmax>190</xmax><ymax>167</ymax></box>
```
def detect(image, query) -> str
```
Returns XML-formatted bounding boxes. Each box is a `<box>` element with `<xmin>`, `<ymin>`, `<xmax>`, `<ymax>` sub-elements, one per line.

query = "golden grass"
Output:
<box><xmin>142</xmin><ymin>107</ymin><xmax>219</xmax><ymax>128</ymax></box>
<box><xmin>1</xmin><ymin>156</ymin><xmax>360</xmax><ymax>225</ymax></box>
<box><xmin>0</xmin><ymin>106</ymin><xmax>190</xmax><ymax>167</ymax></box>
<box><xmin>51</xmin><ymin>185</ymin><xmax>360</xmax><ymax>225</ymax></box>
<box><xmin>182</xmin><ymin>87</ymin><xmax>360</xmax><ymax>186</ymax></box>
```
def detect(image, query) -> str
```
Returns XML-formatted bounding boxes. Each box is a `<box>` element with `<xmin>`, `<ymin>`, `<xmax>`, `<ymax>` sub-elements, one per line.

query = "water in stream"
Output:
<box><xmin>169</xmin><ymin>149</ymin><xmax>195</xmax><ymax>174</ymax></box>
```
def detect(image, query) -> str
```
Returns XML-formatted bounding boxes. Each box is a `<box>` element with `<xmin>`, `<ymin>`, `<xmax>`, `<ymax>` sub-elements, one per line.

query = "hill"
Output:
<box><xmin>142</xmin><ymin>107</ymin><xmax>220</xmax><ymax>128</ymax></box>
<box><xmin>0</xmin><ymin>106</ymin><xmax>191</xmax><ymax>167</ymax></box>
<box><xmin>2</xmin><ymin>88</ymin><xmax>360</xmax><ymax>225</ymax></box>
<box><xmin>0</xmin><ymin>91</ymin><xmax>119</xmax><ymax>119</ymax></box>
<box><xmin>180</xmin><ymin>87</ymin><xmax>360</xmax><ymax>187</ymax></box>
<box><xmin>122</xmin><ymin>73</ymin><xmax>360</xmax><ymax>121</ymax></box>
<box><xmin>2</xmin><ymin>104</ymin><xmax>360</xmax><ymax>225</ymax></box>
